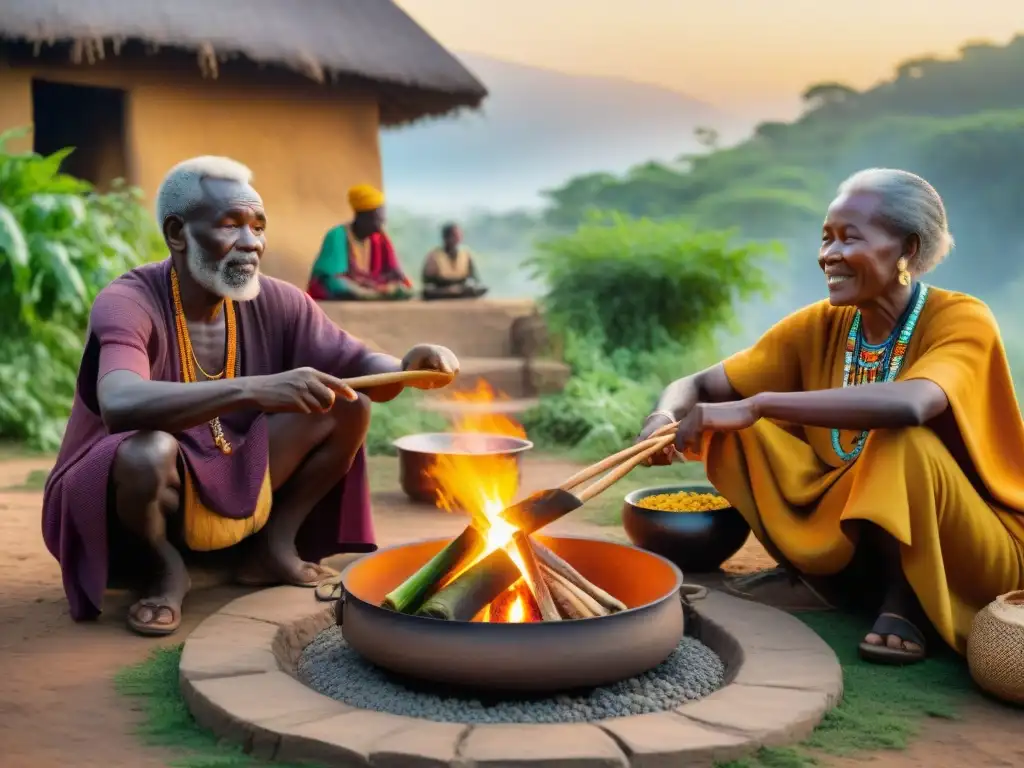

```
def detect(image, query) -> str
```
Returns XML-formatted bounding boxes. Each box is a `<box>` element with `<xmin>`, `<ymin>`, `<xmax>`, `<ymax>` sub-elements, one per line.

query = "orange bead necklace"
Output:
<box><xmin>170</xmin><ymin>267</ymin><xmax>237</xmax><ymax>455</ymax></box>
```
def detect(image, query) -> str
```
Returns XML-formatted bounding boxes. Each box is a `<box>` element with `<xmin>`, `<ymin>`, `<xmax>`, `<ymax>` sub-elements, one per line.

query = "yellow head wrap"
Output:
<box><xmin>348</xmin><ymin>184</ymin><xmax>385</xmax><ymax>213</ymax></box>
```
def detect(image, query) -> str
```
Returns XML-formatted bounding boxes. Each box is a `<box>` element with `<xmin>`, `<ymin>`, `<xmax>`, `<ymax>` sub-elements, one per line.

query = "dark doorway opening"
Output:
<box><xmin>31</xmin><ymin>79</ymin><xmax>128</xmax><ymax>189</ymax></box>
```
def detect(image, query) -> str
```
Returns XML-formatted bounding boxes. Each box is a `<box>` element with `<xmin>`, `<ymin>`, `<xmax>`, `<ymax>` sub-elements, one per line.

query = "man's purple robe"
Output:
<box><xmin>42</xmin><ymin>258</ymin><xmax>377</xmax><ymax>621</ymax></box>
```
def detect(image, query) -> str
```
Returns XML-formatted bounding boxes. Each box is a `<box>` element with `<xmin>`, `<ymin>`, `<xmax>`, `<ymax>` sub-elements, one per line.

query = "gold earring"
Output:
<box><xmin>896</xmin><ymin>257</ymin><xmax>911</xmax><ymax>287</ymax></box>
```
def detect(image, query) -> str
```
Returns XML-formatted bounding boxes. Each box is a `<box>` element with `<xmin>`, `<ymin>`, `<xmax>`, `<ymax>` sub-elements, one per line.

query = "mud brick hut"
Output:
<box><xmin>0</xmin><ymin>0</ymin><xmax>487</xmax><ymax>287</ymax></box>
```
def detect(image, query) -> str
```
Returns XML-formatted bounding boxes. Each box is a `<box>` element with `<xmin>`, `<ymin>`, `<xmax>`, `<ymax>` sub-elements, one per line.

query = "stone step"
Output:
<box><xmin>448</xmin><ymin>358</ymin><xmax>571</xmax><ymax>399</ymax></box>
<box><xmin>319</xmin><ymin>299</ymin><xmax>537</xmax><ymax>359</ymax></box>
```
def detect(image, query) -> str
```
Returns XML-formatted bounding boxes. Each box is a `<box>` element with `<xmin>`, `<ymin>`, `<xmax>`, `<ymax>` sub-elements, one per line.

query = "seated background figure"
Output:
<box><xmin>307</xmin><ymin>184</ymin><xmax>413</xmax><ymax>301</ymax></box>
<box><xmin>41</xmin><ymin>157</ymin><xmax>457</xmax><ymax>637</ymax></box>
<box><xmin>422</xmin><ymin>223</ymin><xmax>489</xmax><ymax>301</ymax></box>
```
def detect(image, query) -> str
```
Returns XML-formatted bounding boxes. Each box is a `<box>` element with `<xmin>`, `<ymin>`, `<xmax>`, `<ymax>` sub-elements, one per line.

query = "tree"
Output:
<box><xmin>693</xmin><ymin>126</ymin><xmax>720</xmax><ymax>151</ymax></box>
<box><xmin>753</xmin><ymin>121</ymin><xmax>789</xmax><ymax>143</ymax></box>
<box><xmin>801</xmin><ymin>82</ymin><xmax>859</xmax><ymax>110</ymax></box>
<box><xmin>895</xmin><ymin>56</ymin><xmax>940</xmax><ymax>81</ymax></box>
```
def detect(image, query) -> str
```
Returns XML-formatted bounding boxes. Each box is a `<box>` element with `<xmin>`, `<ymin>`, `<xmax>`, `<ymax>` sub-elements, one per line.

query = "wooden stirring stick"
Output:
<box><xmin>558</xmin><ymin>420</ymin><xmax>679</xmax><ymax>492</ymax></box>
<box><xmin>342</xmin><ymin>370</ymin><xmax>455</xmax><ymax>391</ymax></box>
<box><xmin>574</xmin><ymin>434</ymin><xmax>676</xmax><ymax>503</ymax></box>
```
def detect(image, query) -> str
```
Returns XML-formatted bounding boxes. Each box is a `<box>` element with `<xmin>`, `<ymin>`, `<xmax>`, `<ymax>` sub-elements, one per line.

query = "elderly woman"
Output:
<box><xmin>637</xmin><ymin>168</ymin><xmax>1024</xmax><ymax>665</ymax></box>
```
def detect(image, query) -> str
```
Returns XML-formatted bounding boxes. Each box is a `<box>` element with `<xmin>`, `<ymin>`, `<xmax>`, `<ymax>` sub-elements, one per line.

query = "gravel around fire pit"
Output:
<box><xmin>298</xmin><ymin>626</ymin><xmax>724</xmax><ymax>724</ymax></box>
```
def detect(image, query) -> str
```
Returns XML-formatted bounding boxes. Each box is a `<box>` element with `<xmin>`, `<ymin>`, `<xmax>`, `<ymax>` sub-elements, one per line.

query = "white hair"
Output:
<box><xmin>155</xmin><ymin>155</ymin><xmax>254</xmax><ymax>225</ymax></box>
<box><xmin>837</xmin><ymin>168</ymin><xmax>954</xmax><ymax>274</ymax></box>
<box><xmin>156</xmin><ymin>156</ymin><xmax>262</xmax><ymax>302</ymax></box>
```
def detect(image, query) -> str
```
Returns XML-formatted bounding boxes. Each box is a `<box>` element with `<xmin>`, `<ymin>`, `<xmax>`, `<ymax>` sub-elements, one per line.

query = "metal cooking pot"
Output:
<box><xmin>392</xmin><ymin>432</ymin><xmax>534</xmax><ymax>504</ymax></box>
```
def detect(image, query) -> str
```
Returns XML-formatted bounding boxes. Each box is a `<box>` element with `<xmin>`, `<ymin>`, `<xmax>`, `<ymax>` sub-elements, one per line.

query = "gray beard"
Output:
<box><xmin>184</xmin><ymin>230</ymin><xmax>261</xmax><ymax>302</ymax></box>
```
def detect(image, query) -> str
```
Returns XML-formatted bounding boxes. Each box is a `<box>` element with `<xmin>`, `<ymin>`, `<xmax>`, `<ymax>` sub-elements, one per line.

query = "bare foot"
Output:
<box><xmin>236</xmin><ymin>535</ymin><xmax>336</xmax><ymax>587</ymax></box>
<box><xmin>126</xmin><ymin>544</ymin><xmax>191</xmax><ymax>636</ymax></box>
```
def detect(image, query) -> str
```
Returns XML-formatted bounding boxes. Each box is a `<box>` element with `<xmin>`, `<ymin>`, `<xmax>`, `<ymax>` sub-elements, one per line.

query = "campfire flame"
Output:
<box><xmin>508</xmin><ymin>593</ymin><xmax>527</xmax><ymax>623</ymax></box>
<box><xmin>446</xmin><ymin>380</ymin><xmax>528</xmax><ymax>439</ymax></box>
<box><xmin>427</xmin><ymin>379</ymin><xmax>536</xmax><ymax>623</ymax></box>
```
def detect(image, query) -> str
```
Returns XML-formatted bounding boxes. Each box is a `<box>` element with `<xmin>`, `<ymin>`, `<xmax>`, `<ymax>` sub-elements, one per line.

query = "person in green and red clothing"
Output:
<box><xmin>307</xmin><ymin>184</ymin><xmax>414</xmax><ymax>301</ymax></box>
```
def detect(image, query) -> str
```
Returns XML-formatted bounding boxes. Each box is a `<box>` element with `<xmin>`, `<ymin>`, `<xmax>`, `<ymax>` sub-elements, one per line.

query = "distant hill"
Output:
<box><xmin>380</xmin><ymin>53</ymin><xmax>747</xmax><ymax>214</ymax></box>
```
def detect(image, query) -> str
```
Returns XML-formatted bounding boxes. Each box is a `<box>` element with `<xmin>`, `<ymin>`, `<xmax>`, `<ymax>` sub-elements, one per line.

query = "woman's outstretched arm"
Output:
<box><xmin>751</xmin><ymin>380</ymin><xmax>948</xmax><ymax>430</ymax></box>
<box><xmin>653</xmin><ymin>363</ymin><xmax>741</xmax><ymax>419</ymax></box>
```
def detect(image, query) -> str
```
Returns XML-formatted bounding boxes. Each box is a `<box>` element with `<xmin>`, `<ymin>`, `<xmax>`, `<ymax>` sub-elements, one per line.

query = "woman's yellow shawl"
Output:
<box><xmin>721</xmin><ymin>287</ymin><xmax>1024</xmax><ymax>517</ymax></box>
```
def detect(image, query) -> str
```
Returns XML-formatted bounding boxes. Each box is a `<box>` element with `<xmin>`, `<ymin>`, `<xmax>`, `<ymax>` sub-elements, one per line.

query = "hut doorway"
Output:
<box><xmin>31</xmin><ymin>79</ymin><xmax>129</xmax><ymax>190</ymax></box>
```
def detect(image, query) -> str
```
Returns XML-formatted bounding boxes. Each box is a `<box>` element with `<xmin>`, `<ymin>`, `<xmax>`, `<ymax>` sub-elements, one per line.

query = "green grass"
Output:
<box><xmin>116</xmin><ymin>612</ymin><xmax>975</xmax><ymax>768</ymax></box>
<box><xmin>716</xmin><ymin>612</ymin><xmax>975</xmax><ymax>767</ymax></box>
<box><xmin>115</xmin><ymin>646</ymin><xmax>323</xmax><ymax>768</ymax></box>
<box><xmin>0</xmin><ymin>440</ymin><xmax>48</xmax><ymax>462</ymax></box>
<box><xmin>1</xmin><ymin>467</ymin><xmax>50</xmax><ymax>491</ymax></box>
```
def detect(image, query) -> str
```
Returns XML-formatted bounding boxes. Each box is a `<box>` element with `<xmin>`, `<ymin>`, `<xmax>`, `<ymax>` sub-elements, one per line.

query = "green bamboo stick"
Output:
<box><xmin>416</xmin><ymin>547</ymin><xmax>521</xmax><ymax>621</ymax></box>
<box><xmin>382</xmin><ymin>525</ymin><xmax>485</xmax><ymax>614</ymax></box>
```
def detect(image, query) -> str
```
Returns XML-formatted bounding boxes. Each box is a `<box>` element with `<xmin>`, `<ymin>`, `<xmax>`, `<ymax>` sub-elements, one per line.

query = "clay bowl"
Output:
<box><xmin>393</xmin><ymin>432</ymin><xmax>533</xmax><ymax>504</ymax></box>
<box><xmin>338</xmin><ymin>535</ymin><xmax>685</xmax><ymax>693</ymax></box>
<box><xmin>622</xmin><ymin>483</ymin><xmax>750</xmax><ymax>573</ymax></box>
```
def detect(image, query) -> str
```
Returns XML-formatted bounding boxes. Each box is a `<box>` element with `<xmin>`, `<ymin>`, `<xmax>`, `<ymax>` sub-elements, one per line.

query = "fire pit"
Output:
<box><xmin>333</xmin><ymin>535</ymin><xmax>690</xmax><ymax>692</ymax></box>
<box><xmin>394</xmin><ymin>432</ymin><xmax>533</xmax><ymax>504</ymax></box>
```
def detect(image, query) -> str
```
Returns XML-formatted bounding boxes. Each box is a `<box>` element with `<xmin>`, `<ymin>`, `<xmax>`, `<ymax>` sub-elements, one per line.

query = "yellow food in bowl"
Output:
<box><xmin>636</xmin><ymin>491</ymin><xmax>730</xmax><ymax>512</ymax></box>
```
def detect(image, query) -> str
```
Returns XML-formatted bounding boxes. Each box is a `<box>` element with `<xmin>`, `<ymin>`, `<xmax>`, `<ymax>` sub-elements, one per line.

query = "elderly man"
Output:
<box><xmin>422</xmin><ymin>223</ymin><xmax>489</xmax><ymax>301</ymax></box>
<box><xmin>42</xmin><ymin>156</ymin><xmax>458</xmax><ymax>636</ymax></box>
<box><xmin>307</xmin><ymin>184</ymin><xmax>414</xmax><ymax>301</ymax></box>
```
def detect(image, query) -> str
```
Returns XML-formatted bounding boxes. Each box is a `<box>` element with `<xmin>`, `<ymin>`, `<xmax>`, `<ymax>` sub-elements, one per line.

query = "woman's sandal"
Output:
<box><xmin>126</xmin><ymin>597</ymin><xmax>182</xmax><ymax>637</ymax></box>
<box><xmin>858</xmin><ymin>612</ymin><xmax>928</xmax><ymax>665</ymax></box>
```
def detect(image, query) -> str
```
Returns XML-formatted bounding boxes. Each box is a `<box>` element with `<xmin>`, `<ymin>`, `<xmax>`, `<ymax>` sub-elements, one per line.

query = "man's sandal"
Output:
<box><xmin>127</xmin><ymin>597</ymin><xmax>182</xmax><ymax>637</ymax></box>
<box><xmin>858</xmin><ymin>613</ymin><xmax>928</xmax><ymax>665</ymax></box>
<box><xmin>315</xmin><ymin>576</ymin><xmax>344</xmax><ymax>602</ymax></box>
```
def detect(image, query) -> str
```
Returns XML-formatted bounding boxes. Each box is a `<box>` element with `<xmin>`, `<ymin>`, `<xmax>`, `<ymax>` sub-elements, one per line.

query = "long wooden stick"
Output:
<box><xmin>558</xmin><ymin>423</ymin><xmax>678</xmax><ymax>492</ymax></box>
<box><xmin>576</xmin><ymin>434</ymin><xmax>676</xmax><ymax>503</ymax></box>
<box><xmin>512</xmin><ymin>531</ymin><xmax>561</xmax><ymax>621</ymax></box>
<box><xmin>343</xmin><ymin>370</ymin><xmax>454</xmax><ymax>391</ymax></box>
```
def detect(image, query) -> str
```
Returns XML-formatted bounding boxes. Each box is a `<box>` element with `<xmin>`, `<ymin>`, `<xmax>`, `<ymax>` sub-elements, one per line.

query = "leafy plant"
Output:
<box><xmin>365</xmin><ymin>391</ymin><xmax>446</xmax><ymax>456</ymax></box>
<box><xmin>529</xmin><ymin>212</ymin><xmax>780</xmax><ymax>356</ymax></box>
<box><xmin>0</xmin><ymin>128</ymin><xmax>163</xmax><ymax>449</ymax></box>
<box><xmin>522</xmin><ymin>214</ymin><xmax>778</xmax><ymax>455</ymax></box>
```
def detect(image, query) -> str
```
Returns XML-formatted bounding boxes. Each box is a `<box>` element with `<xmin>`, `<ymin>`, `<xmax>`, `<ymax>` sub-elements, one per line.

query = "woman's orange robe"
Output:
<box><xmin>705</xmin><ymin>286</ymin><xmax>1024</xmax><ymax>652</ymax></box>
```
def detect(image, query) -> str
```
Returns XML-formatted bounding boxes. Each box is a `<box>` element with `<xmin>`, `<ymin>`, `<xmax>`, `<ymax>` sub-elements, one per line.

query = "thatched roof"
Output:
<box><xmin>0</xmin><ymin>0</ymin><xmax>487</xmax><ymax>125</ymax></box>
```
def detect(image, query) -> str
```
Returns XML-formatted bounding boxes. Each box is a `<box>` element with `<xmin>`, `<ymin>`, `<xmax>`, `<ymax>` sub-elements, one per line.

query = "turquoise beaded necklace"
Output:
<box><xmin>830</xmin><ymin>282</ymin><xmax>929</xmax><ymax>462</ymax></box>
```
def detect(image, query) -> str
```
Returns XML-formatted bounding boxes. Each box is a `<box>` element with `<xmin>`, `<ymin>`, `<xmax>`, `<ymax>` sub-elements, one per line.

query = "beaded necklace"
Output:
<box><xmin>171</xmin><ymin>267</ymin><xmax>236</xmax><ymax>455</ymax></box>
<box><xmin>830</xmin><ymin>282</ymin><xmax>929</xmax><ymax>462</ymax></box>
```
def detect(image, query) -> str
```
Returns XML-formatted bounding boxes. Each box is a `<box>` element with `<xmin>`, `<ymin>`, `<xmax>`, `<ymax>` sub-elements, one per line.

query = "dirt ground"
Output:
<box><xmin>0</xmin><ymin>455</ymin><xmax>1019</xmax><ymax>768</ymax></box>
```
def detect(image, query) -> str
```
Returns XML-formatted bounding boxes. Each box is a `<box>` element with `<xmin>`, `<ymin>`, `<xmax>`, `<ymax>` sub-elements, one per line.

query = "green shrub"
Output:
<box><xmin>522</xmin><ymin>214</ymin><xmax>779</xmax><ymax>456</ymax></box>
<box><xmin>0</xmin><ymin>129</ymin><xmax>163</xmax><ymax>449</ymax></box>
<box><xmin>528</xmin><ymin>213</ymin><xmax>780</xmax><ymax>356</ymax></box>
<box><xmin>365</xmin><ymin>391</ymin><xmax>447</xmax><ymax>456</ymax></box>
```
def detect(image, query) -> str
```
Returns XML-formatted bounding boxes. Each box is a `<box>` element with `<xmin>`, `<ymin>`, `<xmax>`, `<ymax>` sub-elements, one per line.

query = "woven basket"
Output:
<box><xmin>967</xmin><ymin>590</ymin><xmax>1024</xmax><ymax>704</ymax></box>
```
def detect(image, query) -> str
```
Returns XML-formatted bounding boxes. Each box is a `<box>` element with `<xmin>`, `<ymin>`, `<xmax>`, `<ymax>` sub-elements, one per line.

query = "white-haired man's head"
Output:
<box><xmin>155</xmin><ymin>156</ymin><xmax>264</xmax><ymax>302</ymax></box>
<box><xmin>835</xmin><ymin>168</ymin><xmax>954</xmax><ymax>275</ymax></box>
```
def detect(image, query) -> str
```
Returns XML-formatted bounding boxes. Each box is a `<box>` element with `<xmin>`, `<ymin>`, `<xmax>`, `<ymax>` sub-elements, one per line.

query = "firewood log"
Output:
<box><xmin>533</xmin><ymin>542</ymin><xmax>627</xmax><ymax>613</ymax></box>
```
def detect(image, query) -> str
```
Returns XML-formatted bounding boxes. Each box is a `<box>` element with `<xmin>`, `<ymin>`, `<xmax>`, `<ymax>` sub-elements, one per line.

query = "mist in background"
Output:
<box><xmin>380</xmin><ymin>12</ymin><xmax>1024</xmax><ymax>382</ymax></box>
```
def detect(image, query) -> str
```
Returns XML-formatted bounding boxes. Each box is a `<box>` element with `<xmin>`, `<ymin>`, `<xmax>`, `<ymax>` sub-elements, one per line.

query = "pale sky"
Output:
<box><xmin>397</xmin><ymin>0</ymin><xmax>1021</xmax><ymax>114</ymax></box>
